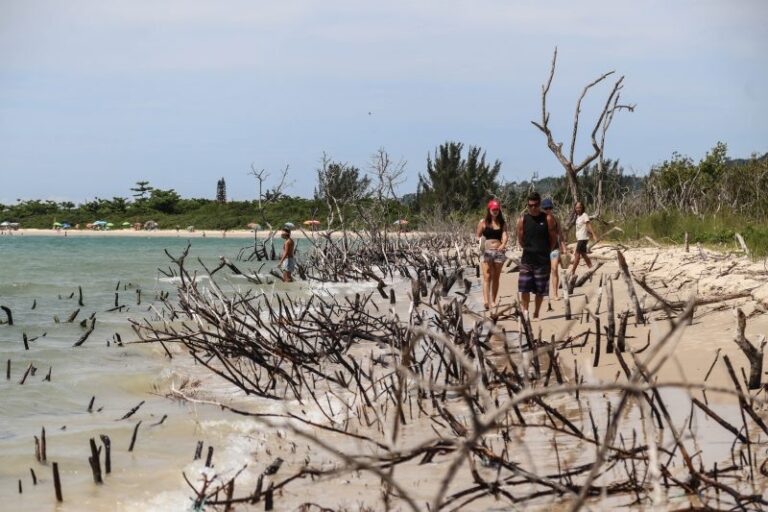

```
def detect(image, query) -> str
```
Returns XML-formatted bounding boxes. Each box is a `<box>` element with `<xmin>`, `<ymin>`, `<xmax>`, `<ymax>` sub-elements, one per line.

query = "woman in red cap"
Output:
<box><xmin>476</xmin><ymin>199</ymin><xmax>509</xmax><ymax>309</ymax></box>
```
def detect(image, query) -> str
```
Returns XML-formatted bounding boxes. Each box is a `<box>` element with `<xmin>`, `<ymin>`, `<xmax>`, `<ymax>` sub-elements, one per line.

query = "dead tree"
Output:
<box><xmin>248</xmin><ymin>164</ymin><xmax>291</xmax><ymax>228</ymax></box>
<box><xmin>531</xmin><ymin>47</ymin><xmax>634</xmax><ymax>207</ymax></box>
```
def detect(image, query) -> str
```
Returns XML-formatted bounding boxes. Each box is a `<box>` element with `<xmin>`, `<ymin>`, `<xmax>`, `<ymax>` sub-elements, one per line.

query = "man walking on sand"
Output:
<box><xmin>278</xmin><ymin>226</ymin><xmax>295</xmax><ymax>282</ymax></box>
<box><xmin>516</xmin><ymin>192</ymin><xmax>557</xmax><ymax>319</ymax></box>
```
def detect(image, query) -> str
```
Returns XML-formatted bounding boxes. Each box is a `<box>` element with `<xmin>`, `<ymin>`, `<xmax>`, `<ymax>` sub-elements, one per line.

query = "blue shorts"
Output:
<box><xmin>281</xmin><ymin>258</ymin><xmax>296</xmax><ymax>273</ymax></box>
<box><xmin>550</xmin><ymin>249</ymin><xmax>560</xmax><ymax>260</ymax></box>
<box><xmin>518</xmin><ymin>262</ymin><xmax>550</xmax><ymax>296</ymax></box>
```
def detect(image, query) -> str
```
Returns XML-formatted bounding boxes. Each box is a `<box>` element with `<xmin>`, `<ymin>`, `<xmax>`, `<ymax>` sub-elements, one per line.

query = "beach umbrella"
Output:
<box><xmin>121</xmin><ymin>222</ymin><xmax>131</xmax><ymax>227</ymax></box>
<box><xmin>52</xmin><ymin>222</ymin><xmax>62</xmax><ymax>227</ymax></box>
<box><xmin>0</xmin><ymin>221</ymin><xmax>9</xmax><ymax>226</ymax></box>
<box><xmin>303</xmin><ymin>220</ymin><xmax>320</xmax><ymax>226</ymax></box>
<box><xmin>86</xmin><ymin>223</ymin><xmax>94</xmax><ymax>229</ymax></box>
<box><xmin>62</xmin><ymin>223</ymin><xmax>71</xmax><ymax>229</ymax></box>
<box><xmin>393</xmin><ymin>219</ymin><xmax>409</xmax><ymax>225</ymax></box>
<box><xmin>94</xmin><ymin>220</ymin><xmax>107</xmax><ymax>226</ymax></box>
<box><xmin>246</xmin><ymin>222</ymin><xmax>262</xmax><ymax>230</ymax></box>
<box><xmin>283</xmin><ymin>222</ymin><xmax>296</xmax><ymax>230</ymax></box>
<box><xmin>106</xmin><ymin>222</ymin><xmax>114</xmax><ymax>227</ymax></box>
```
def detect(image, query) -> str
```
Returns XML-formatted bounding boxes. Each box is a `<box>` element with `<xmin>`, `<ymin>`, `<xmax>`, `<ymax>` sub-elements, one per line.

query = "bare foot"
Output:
<box><xmin>483</xmin><ymin>303</ymin><xmax>489</xmax><ymax>310</ymax></box>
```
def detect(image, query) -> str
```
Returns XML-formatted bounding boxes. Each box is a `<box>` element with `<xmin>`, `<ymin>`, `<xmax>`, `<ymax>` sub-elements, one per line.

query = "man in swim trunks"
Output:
<box><xmin>516</xmin><ymin>192</ymin><xmax>557</xmax><ymax>319</ymax></box>
<box><xmin>278</xmin><ymin>227</ymin><xmax>295</xmax><ymax>282</ymax></box>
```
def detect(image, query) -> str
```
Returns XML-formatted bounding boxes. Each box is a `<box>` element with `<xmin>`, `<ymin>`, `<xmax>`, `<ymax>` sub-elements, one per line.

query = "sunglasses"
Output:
<box><xmin>527</xmin><ymin>202</ymin><xmax>540</xmax><ymax>208</ymax></box>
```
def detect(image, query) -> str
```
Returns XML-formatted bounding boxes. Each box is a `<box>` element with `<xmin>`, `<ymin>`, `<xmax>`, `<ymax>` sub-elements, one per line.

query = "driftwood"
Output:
<box><xmin>72</xmin><ymin>317</ymin><xmax>96</xmax><ymax>347</ymax></box>
<box><xmin>616</xmin><ymin>250</ymin><xmax>645</xmax><ymax>324</ymax></box>
<box><xmin>735</xmin><ymin>233</ymin><xmax>750</xmax><ymax>257</ymax></box>
<box><xmin>124</xmin><ymin>231</ymin><xmax>767</xmax><ymax>512</ymax></box>
<box><xmin>0</xmin><ymin>305</ymin><xmax>13</xmax><ymax>325</ymax></box>
<box><xmin>732</xmin><ymin>308</ymin><xmax>765</xmax><ymax>390</ymax></box>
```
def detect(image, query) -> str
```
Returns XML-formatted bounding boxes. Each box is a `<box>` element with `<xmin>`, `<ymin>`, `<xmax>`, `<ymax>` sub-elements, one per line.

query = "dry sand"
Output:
<box><xmin>493</xmin><ymin>243</ymin><xmax>768</xmax><ymax>391</ymax></box>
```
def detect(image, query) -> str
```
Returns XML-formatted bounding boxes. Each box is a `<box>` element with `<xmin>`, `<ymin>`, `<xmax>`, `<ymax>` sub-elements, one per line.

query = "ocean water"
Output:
<box><xmin>0</xmin><ymin>234</ymin><xmax>338</xmax><ymax>511</ymax></box>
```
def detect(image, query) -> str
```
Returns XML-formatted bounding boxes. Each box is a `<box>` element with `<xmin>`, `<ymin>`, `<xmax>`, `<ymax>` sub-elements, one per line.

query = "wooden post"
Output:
<box><xmin>88</xmin><ymin>438</ymin><xmax>103</xmax><ymax>484</ymax></box>
<box><xmin>617</xmin><ymin>310</ymin><xmax>629</xmax><ymax>353</ymax></box>
<box><xmin>52</xmin><ymin>462</ymin><xmax>63</xmax><ymax>502</ymax></box>
<box><xmin>606</xmin><ymin>277</ymin><xmax>615</xmax><ymax>353</ymax></box>
<box><xmin>561</xmin><ymin>269</ymin><xmax>571</xmax><ymax>320</ymax></box>
<box><xmin>128</xmin><ymin>421</ymin><xmax>142</xmax><ymax>452</ymax></box>
<box><xmin>100</xmin><ymin>435</ymin><xmax>111</xmax><ymax>474</ymax></box>
<box><xmin>593</xmin><ymin>317</ymin><xmax>601</xmax><ymax>367</ymax></box>
<box><xmin>265</xmin><ymin>483</ymin><xmax>274</xmax><ymax>511</ymax></box>
<box><xmin>41</xmin><ymin>427</ymin><xmax>47</xmax><ymax>462</ymax></box>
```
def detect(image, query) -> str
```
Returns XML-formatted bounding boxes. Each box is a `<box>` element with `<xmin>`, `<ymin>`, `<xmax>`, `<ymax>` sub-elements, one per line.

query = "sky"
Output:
<box><xmin>0</xmin><ymin>0</ymin><xmax>766</xmax><ymax>204</ymax></box>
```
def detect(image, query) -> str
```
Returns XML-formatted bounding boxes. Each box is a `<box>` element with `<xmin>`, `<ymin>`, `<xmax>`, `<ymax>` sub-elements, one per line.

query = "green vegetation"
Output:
<box><xmin>417</xmin><ymin>141</ymin><xmax>501</xmax><ymax>215</ymax></box>
<box><xmin>2</xmin><ymin>143</ymin><xmax>766</xmax><ymax>258</ymax></box>
<box><xmin>615</xmin><ymin>211</ymin><xmax>768</xmax><ymax>258</ymax></box>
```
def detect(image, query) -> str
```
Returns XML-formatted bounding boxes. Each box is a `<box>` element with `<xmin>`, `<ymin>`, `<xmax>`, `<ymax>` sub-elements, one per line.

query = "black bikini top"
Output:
<box><xmin>482</xmin><ymin>223</ymin><xmax>503</xmax><ymax>241</ymax></box>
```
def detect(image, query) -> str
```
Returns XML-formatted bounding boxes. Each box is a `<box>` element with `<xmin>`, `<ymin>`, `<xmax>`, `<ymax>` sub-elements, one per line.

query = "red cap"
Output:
<box><xmin>487</xmin><ymin>199</ymin><xmax>501</xmax><ymax>210</ymax></box>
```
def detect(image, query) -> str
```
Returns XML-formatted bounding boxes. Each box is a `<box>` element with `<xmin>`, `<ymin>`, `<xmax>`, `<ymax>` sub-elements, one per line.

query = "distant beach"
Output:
<box><xmin>9</xmin><ymin>228</ymin><xmax>419</xmax><ymax>240</ymax></box>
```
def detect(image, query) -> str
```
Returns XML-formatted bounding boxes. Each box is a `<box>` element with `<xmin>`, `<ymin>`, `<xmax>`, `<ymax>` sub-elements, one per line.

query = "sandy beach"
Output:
<box><xmin>492</xmin><ymin>243</ymin><xmax>768</xmax><ymax>391</ymax></box>
<box><xmin>2</xmin><ymin>232</ymin><xmax>765</xmax><ymax>510</ymax></box>
<box><xmin>141</xmin><ymin>240</ymin><xmax>768</xmax><ymax>510</ymax></box>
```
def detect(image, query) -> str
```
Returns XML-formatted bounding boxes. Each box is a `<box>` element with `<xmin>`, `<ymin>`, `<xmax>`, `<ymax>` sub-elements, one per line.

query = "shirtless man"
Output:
<box><xmin>278</xmin><ymin>228</ymin><xmax>295</xmax><ymax>282</ymax></box>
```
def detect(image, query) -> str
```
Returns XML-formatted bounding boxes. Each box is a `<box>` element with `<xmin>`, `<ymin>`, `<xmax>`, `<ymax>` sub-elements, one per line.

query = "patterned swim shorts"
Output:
<box><xmin>483</xmin><ymin>249</ymin><xmax>506</xmax><ymax>264</ymax></box>
<box><xmin>518</xmin><ymin>262</ymin><xmax>550</xmax><ymax>296</ymax></box>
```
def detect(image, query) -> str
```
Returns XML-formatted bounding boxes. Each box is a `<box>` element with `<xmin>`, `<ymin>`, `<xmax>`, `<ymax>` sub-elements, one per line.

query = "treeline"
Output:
<box><xmin>2</xmin><ymin>142</ymin><xmax>766</xmax><ymax>235</ymax></box>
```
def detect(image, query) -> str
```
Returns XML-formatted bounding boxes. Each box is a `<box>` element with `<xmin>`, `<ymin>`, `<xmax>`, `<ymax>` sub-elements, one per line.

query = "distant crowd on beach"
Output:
<box><xmin>0</xmin><ymin>222</ymin><xmax>20</xmax><ymax>234</ymax></box>
<box><xmin>476</xmin><ymin>192</ymin><xmax>596</xmax><ymax>318</ymax></box>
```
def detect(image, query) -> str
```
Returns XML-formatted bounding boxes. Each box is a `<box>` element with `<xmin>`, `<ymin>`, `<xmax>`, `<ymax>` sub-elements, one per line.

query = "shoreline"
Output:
<box><xmin>3</xmin><ymin>237</ymin><xmax>766</xmax><ymax>510</ymax></box>
<box><xmin>4</xmin><ymin>228</ymin><xmax>422</xmax><ymax>240</ymax></box>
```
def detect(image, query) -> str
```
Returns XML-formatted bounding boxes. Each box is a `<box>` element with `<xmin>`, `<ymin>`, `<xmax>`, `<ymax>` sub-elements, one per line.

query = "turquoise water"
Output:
<box><xmin>0</xmin><ymin>235</ymin><xmax>306</xmax><ymax>510</ymax></box>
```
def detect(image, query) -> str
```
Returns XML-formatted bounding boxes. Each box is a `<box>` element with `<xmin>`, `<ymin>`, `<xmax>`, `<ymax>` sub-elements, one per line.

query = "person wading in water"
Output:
<box><xmin>278</xmin><ymin>227</ymin><xmax>296</xmax><ymax>282</ymax></box>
